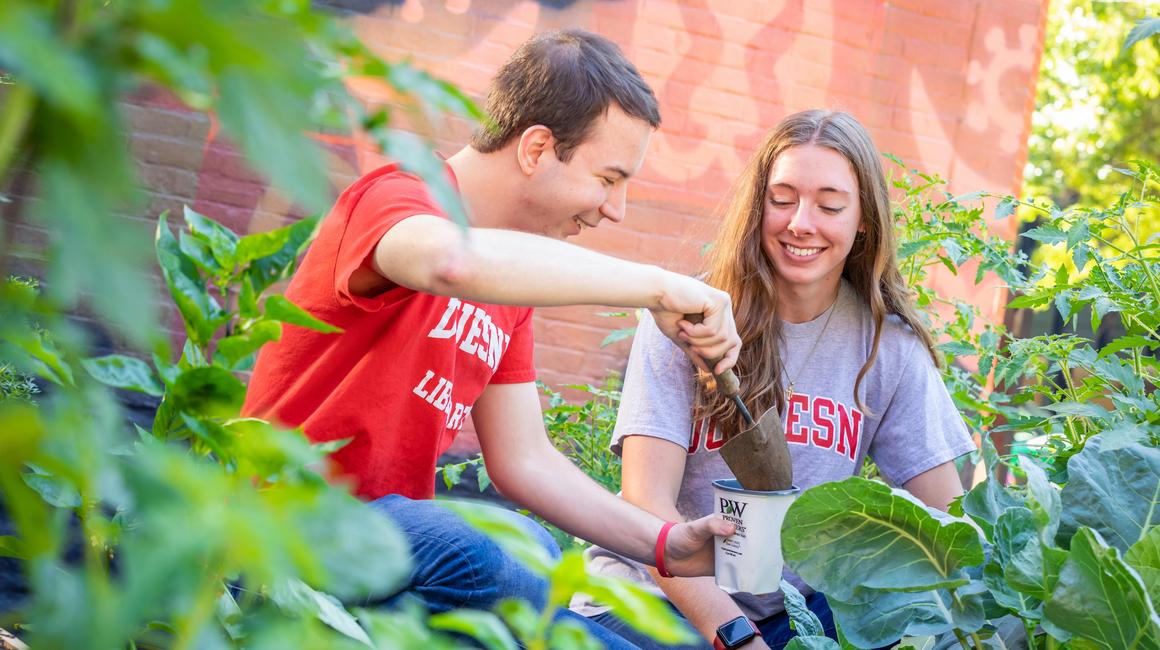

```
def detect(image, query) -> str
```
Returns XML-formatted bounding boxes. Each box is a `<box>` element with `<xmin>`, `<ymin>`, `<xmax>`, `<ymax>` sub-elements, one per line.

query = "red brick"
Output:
<box><xmin>886</xmin><ymin>6</ymin><xmax>952</xmax><ymax>44</ymax></box>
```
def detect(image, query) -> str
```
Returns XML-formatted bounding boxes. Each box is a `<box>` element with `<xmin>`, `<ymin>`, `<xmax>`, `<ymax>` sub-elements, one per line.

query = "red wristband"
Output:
<box><xmin>655</xmin><ymin>521</ymin><xmax>677</xmax><ymax>578</ymax></box>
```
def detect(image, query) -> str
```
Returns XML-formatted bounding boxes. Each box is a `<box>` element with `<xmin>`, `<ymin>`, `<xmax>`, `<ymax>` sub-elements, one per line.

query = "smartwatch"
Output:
<box><xmin>713</xmin><ymin>616</ymin><xmax>761</xmax><ymax>650</ymax></box>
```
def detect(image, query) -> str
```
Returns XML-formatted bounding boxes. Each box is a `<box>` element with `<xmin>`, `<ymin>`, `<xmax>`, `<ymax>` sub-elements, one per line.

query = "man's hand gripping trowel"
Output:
<box><xmin>686</xmin><ymin>314</ymin><xmax>793</xmax><ymax>492</ymax></box>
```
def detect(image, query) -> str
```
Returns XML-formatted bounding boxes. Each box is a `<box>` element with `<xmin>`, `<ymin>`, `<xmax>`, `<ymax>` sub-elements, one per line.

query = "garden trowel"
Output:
<box><xmin>685</xmin><ymin>314</ymin><xmax>794</xmax><ymax>491</ymax></box>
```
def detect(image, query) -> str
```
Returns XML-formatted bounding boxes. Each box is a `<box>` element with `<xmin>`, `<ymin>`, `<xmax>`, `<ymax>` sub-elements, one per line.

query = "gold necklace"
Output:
<box><xmin>781</xmin><ymin>294</ymin><xmax>839</xmax><ymax>402</ymax></box>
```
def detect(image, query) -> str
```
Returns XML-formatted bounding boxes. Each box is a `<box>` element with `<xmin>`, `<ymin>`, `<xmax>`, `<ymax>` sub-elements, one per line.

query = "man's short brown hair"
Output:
<box><xmin>470</xmin><ymin>29</ymin><xmax>660</xmax><ymax>162</ymax></box>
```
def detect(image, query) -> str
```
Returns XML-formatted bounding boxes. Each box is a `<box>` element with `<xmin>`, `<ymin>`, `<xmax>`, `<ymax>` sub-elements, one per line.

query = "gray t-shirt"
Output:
<box><xmin>572</xmin><ymin>280</ymin><xmax>976</xmax><ymax>620</ymax></box>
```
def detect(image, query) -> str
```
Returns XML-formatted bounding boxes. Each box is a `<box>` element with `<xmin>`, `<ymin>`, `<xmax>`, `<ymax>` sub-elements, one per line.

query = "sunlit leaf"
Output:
<box><xmin>264</xmin><ymin>295</ymin><xmax>342</xmax><ymax>334</ymax></box>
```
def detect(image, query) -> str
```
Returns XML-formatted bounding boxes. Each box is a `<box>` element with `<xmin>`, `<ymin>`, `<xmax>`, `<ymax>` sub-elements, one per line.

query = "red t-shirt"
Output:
<box><xmin>244</xmin><ymin>163</ymin><xmax>536</xmax><ymax>500</ymax></box>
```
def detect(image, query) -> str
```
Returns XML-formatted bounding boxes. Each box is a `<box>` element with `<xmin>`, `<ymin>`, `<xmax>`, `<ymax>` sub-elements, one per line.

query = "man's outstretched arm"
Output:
<box><xmin>372</xmin><ymin>215</ymin><xmax>739</xmax><ymax>375</ymax></box>
<box><xmin>471</xmin><ymin>381</ymin><xmax>734</xmax><ymax>576</ymax></box>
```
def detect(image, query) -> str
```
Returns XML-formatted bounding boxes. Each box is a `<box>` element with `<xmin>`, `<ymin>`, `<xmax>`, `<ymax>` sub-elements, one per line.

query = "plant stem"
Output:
<box><xmin>172</xmin><ymin>570</ymin><xmax>222</xmax><ymax>650</ymax></box>
<box><xmin>1024</xmin><ymin>620</ymin><xmax>1038</xmax><ymax>650</ymax></box>
<box><xmin>952</xmin><ymin>628</ymin><xmax>977</xmax><ymax>650</ymax></box>
<box><xmin>0</xmin><ymin>83</ymin><xmax>35</xmax><ymax>187</ymax></box>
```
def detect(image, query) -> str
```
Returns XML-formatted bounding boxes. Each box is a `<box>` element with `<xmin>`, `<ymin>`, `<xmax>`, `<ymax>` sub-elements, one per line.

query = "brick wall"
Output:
<box><xmin>113</xmin><ymin>0</ymin><xmax>1048</xmax><ymax>455</ymax></box>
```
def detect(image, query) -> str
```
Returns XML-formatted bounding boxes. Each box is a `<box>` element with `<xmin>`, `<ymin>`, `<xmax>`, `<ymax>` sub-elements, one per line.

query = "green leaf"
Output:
<box><xmin>183</xmin><ymin>206</ymin><xmax>239</xmax><ymax>270</ymax></box>
<box><xmin>1099</xmin><ymin>335</ymin><xmax>1157</xmax><ymax>359</ymax></box>
<box><xmin>1059</xmin><ymin>437</ymin><xmax>1160</xmax><ymax>552</ymax></box>
<box><xmin>983</xmin><ymin>560</ymin><xmax>1040</xmax><ymax>619</ymax></box>
<box><xmin>292</xmin><ymin>490</ymin><xmax>412</xmax><ymax>601</ymax></box>
<box><xmin>1123</xmin><ymin>17</ymin><xmax>1160</xmax><ymax>53</ymax></box>
<box><xmin>1044</xmin><ymin>527</ymin><xmax>1160</xmax><ymax>649</ymax></box>
<box><xmin>550</xmin><ymin>550</ymin><xmax>699</xmax><ymax>646</ymax></box>
<box><xmin>439</xmin><ymin>462</ymin><xmax>464</xmax><ymax>490</ymax></box>
<box><xmin>216</xmin><ymin>69</ymin><xmax>331</xmax><ymax>212</ymax></box>
<box><xmin>269</xmin><ymin>578</ymin><xmax>373</xmax><ymax>647</ymax></box>
<box><xmin>0</xmin><ymin>4</ymin><xmax>98</xmax><ymax>117</ymax></box>
<box><xmin>493</xmin><ymin>598</ymin><xmax>538</xmax><ymax>640</ymax></box>
<box><xmin>379</xmin><ymin>129</ymin><xmax>468</xmax><ymax>227</ymax></box>
<box><xmin>170</xmin><ymin>367</ymin><xmax>247</xmax><ymax>419</ymax></box>
<box><xmin>215</xmin><ymin>320</ymin><xmax>283</xmax><ymax>367</ymax></box>
<box><xmin>994</xmin><ymin>197</ymin><xmax>1017</xmax><ymax>220</ymax></box>
<box><xmin>827</xmin><ymin>587</ymin><xmax>978</xmax><ymax>649</ymax></box>
<box><xmin>600</xmin><ymin>327</ymin><xmax>636</xmax><ymax>348</ymax></box>
<box><xmin>82</xmin><ymin>354</ymin><xmax>164</xmax><ymax>396</ymax></box>
<box><xmin>237</xmin><ymin>222</ymin><xmax>302</xmax><ymax>267</ymax></box>
<box><xmin>23</xmin><ymin>467</ymin><xmax>82</xmax><ymax>509</ymax></box>
<box><xmin>937</xmin><ymin>341</ymin><xmax>976</xmax><ymax>357</ymax></box>
<box><xmin>785</xmin><ymin>637</ymin><xmax>841</xmax><ymax>650</ymax></box>
<box><xmin>1055</xmin><ymin>291</ymin><xmax>1075</xmax><ymax>324</ymax></box>
<box><xmin>157</xmin><ymin>212</ymin><xmax>227</xmax><ymax>346</ymax></box>
<box><xmin>0</xmin><ymin>536</ymin><xmax>24</xmax><ymax>560</ymax></box>
<box><xmin>441</xmin><ymin>501</ymin><xmax>555</xmax><ymax>573</ymax></box>
<box><xmin>134</xmin><ymin>33</ymin><xmax>213</xmax><ymax>110</ymax></box>
<box><xmin>1022</xmin><ymin>225</ymin><xmax>1068</xmax><ymax>244</ymax></box>
<box><xmin>264</xmin><ymin>295</ymin><xmax>342</xmax><ymax>334</ymax></box>
<box><xmin>428</xmin><ymin>610</ymin><xmax>517</xmax><ymax>650</ymax></box>
<box><xmin>246</xmin><ymin>215</ymin><xmax>320</xmax><ymax>295</ymax></box>
<box><xmin>476</xmin><ymin>463</ymin><xmax>492</xmax><ymax>493</ymax></box>
<box><xmin>1042</xmin><ymin>402</ymin><xmax>1110</xmax><ymax>419</ymax></box>
<box><xmin>993</xmin><ymin>507</ymin><xmax>1066</xmax><ymax>602</ymax></box>
<box><xmin>546</xmin><ymin>619</ymin><xmax>604</xmax><ymax>650</ymax></box>
<box><xmin>782</xmin><ymin>478</ymin><xmax>984</xmax><ymax>601</ymax></box>
<box><xmin>1023</xmin><ymin>460</ymin><xmax>1062</xmax><ymax>542</ymax></box>
<box><xmin>782</xmin><ymin>579</ymin><xmax>825</xmax><ymax>637</ymax></box>
<box><xmin>1125</xmin><ymin>525</ymin><xmax>1160</xmax><ymax>604</ymax></box>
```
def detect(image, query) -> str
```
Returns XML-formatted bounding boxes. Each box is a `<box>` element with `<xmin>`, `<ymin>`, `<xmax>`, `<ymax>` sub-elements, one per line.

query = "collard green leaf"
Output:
<box><xmin>264</xmin><ymin>295</ymin><xmax>342</xmax><ymax>334</ymax></box>
<box><xmin>1044</xmin><ymin>527</ymin><xmax>1160</xmax><ymax>649</ymax></box>
<box><xmin>962</xmin><ymin>437</ymin><xmax>1023</xmax><ymax>536</ymax></box>
<box><xmin>82</xmin><ymin>354</ymin><xmax>164</xmax><ymax>396</ymax></box>
<box><xmin>782</xmin><ymin>579</ymin><xmax>825</xmax><ymax>637</ymax></box>
<box><xmin>784</xmin><ymin>637</ymin><xmax>840</xmax><ymax>650</ymax></box>
<box><xmin>427</xmin><ymin>609</ymin><xmax>516</xmax><ymax>650</ymax></box>
<box><xmin>1059</xmin><ymin>437</ymin><xmax>1160</xmax><ymax>551</ymax></box>
<box><xmin>1023</xmin><ymin>460</ymin><xmax>1061</xmax><ymax>543</ymax></box>
<box><xmin>170</xmin><ymin>367</ymin><xmax>246</xmax><ymax>419</ymax></box>
<box><xmin>993</xmin><ymin>507</ymin><xmax>1067</xmax><ymax>604</ymax></box>
<box><xmin>1125</xmin><ymin>525</ymin><xmax>1160</xmax><ymax>604</ymax></box>
<box><xmin>828</xmin><ymin>587</ymin><xmax>979</xmax><ymax>649</ymax></box>
<box><xmin>983</xmin><ymin>560</ymin><xmax>1040</xmax><ymax>619</ymax></box>
<box><xmin>783</xmin><ymin>478</ymin><xmax>985</xmax><ymax>601</ymax></box>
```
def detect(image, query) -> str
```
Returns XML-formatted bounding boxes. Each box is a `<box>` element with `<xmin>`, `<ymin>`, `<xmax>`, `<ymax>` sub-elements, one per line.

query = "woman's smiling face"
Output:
<box><xmin>761</xmin><ymin>144</ymin><xmax>863</xmax><ymax>298</ymax></box>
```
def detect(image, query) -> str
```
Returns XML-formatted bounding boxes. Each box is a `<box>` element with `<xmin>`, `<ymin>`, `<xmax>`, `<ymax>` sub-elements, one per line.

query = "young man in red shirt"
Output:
<box><xmin>244</xmin><ymin>29</ymin><xmax>740</xmax><ymax>643</ymax></box>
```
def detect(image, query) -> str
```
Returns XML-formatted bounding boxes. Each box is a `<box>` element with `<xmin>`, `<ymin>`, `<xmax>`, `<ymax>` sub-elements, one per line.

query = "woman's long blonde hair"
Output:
<box><xmin>695</xmin><ymin>110</ymin><xmax>938</xmax><ymax>436</ymax></box>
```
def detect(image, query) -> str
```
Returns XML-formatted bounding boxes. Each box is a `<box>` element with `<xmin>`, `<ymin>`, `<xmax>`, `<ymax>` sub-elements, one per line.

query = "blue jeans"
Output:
<box><xmin>369</xmin><ymin>495</ymin><xmax>637</xmax><ymax>649</ymax></box>
<box><xmin>587</xmin><ymin>590</ymin><xmax>838</xmax><ymax>650</ymax></box>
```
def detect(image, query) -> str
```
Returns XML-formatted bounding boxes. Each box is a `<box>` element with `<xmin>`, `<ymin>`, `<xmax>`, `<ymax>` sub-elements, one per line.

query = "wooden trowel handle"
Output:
<box><xmin>683</xmin><ymin>313</ymin><xmax>740</xmax><ymax>397</ymax></box>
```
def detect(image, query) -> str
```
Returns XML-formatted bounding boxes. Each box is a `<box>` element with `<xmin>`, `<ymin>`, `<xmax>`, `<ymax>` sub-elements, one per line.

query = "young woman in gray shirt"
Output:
<box><xmin>574</xmin><ymin>110</ymin><xmax>976</xmax><ymax>650</ymax></box>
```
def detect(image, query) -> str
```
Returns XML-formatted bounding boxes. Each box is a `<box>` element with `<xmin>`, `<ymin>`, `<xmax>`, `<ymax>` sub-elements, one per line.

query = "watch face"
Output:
<box><xmin>718</xmin><ymin>617</ymin><xmax>756</xmax><ymax>647</ymax></box>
